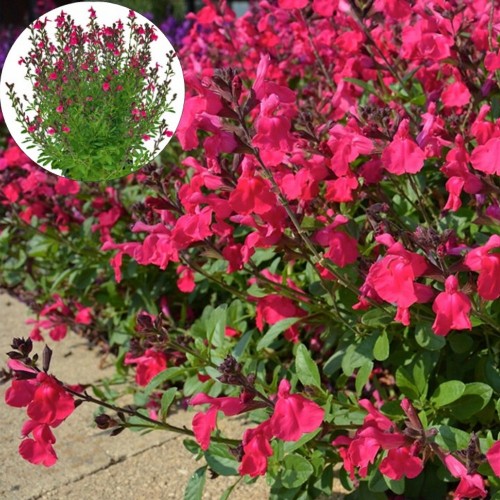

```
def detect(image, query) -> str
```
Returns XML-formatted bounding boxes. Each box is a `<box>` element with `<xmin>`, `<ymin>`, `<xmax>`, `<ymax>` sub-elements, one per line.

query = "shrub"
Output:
<box><xmin>2</xmin><ymin>0</ymin><xmax>500</xmax><ymax>499</ymax></box>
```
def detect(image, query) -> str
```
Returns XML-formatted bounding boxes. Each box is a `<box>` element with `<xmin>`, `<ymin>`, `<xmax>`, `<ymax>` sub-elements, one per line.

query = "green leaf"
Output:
<box><xmin>159</xmin><ymin>387</ymin><xmax>177</xmax><ymax>420</ymax></box>
<box><xmin>343</xmin><ymin>77</ymin><xmax>379</xmax><ymax>96</ymax></box>
<box><xmin>385</xmin><ymin>477</ymin><xmax>405</xmax><ymax>495</ymax></box>
<box><xmin>257</xmin><ymin>317</ymin><xmax>301</xmax><ymax>351</ymax></box>
<box><xmin>414</xmin><ymin>323</ymin><xmax>446</xmax><ymax>351</ymax></box>
<box><xmin>280</xmin><ymin>454</ymin><xmax>314</xmax><ymax>489</ymax></box>
<box><xmin>144</xmin><ymin>367</ymin><xmax>184</xmax><ymax>395</ymax></box>
<box><xmin>446</xmin><ymin>383</ymin><xmax>493</xmax><ymax>420</ymax></box>
<box><xmin>434</xmin><ymin>425</ymin><xmax>471</xmax><ymax>452</ymax></box>
<box><xmin>296</xmin><ymin>343</ymin><xmax>321</xmax><ymax>388</ymax></box>
<box><xmin>373</xmin><ymin>331</ymin><xmax>390</xmax><ymax>361</ymax></box>
<box><xmin>204</xmin><ymin>444</ymin><xmax>239</xmax><ymax>476</ymax></box>
<box><xmin>361</xmin><ymin>308</ymin><xmax>392</xmax><ymax>327</ymax></box>
<box><xmin>448</xmin><ymin>334</ymin><xmax>474</xmax><ymax>354</ymax></box>
<box><xmin>284</xmin><ymin>429</ymin><xmax>321</xmax><ymax>454</ymax></box>
<box><xmin>431</xmin><ymin>381</ymin><xmax>466</xmax><ymax>407</ymax></box>
<box><xmin>356</xmin><ymin>360</ymin><xmax>374</xmax><ymax>395</ymax></box>
<box><xmin>233</xmin><ymin>330</ymin><xmax>253</xmax><ymax>360</ymax></box>
<box><xmin>342</xmin><ymin>336</ymin><xmax>376</xmax><ymax>377</ymax></box>
<box><xmin>184</xmin><ymin>466</ymin><xmax>207</xmax><ymax>500</ymax></box>
<box><xmin>395</xmin><ymin>366</ymin><xmax>420</xmax><ymax>400</ymax></box>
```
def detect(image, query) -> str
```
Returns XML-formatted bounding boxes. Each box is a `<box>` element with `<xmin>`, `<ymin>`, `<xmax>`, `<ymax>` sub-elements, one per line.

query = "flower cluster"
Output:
<box><xmin>4</xmin><ymin>340</ymin><xmax>75</xmax><ymax>466</ymax></box>
<box><xmin>26</xmin><ymin>294</ymin><xmax>92</xmax><ymax>342</ymax></box>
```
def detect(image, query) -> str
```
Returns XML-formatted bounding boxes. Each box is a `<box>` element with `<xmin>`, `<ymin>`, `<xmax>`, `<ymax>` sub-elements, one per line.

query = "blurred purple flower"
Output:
<box><xmin>159</xmin><ymin>16</ymin><xmax>192</xmax><ymax>49</ymax></box>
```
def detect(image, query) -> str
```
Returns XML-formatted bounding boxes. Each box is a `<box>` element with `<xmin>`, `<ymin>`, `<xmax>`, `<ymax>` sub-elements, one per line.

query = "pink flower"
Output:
<box><xmin>239</xmin><ymin>420</ymin><xmax>274</xmax><ymax>477</ymax></box>
<box><xmin>229</xmin><ymin>173</ymin><xmax>276</xmax><ymax>215</ymax></box>
<box><xmin>470</xmin><ymin>137</ymin><xmax>500</xmax><ymax>175</ymax></box>
<box><xmin>62</xmin><ymin>126</ymin><xmax>70</xmax><ymax>134</ymax></box>
<box><xmin>33</xmin><ymin>20</ymin><xmax>42</xmax><ymax>30</ymax></box>
<box><xmin>56</xmin><ymin>105</ymin><xmax>63</xmax><ymax>113</ymax></box>
<box><xmin>365</xmin><ymin>235</ymin><xmax>431</xmax><ymax>324</ymax></box>
<box><xmin>88</xmin><ymin>6</ymin><xmax>97</xmax><ymax>18</ymax></box>
<box><xmin>19</xmin><ymin>422</ymin><xmax>57</xmax><ymax>467</ymax></box>
<box><xmin>47</xmin><ymin>127</ymin><xmax>56</xmax><ymax>135</ymax></box>
<box><xmin>464</xmin><ymin>235</ymin><xmax>500</xmax><ymax>300</ymax></box>
<box><xmin>48</xmin><ymin>72</ymin><xmax>57</xmax><ymax>81</ymax></box>
<box><xmin>314</xmin><ymin>215</ymin><xmax>359</xmax><ymax>267</ymax></box>
<box><xmin>142</xmin><ymin>134</ymin><xmax>151</xmax><ymax>141</ymax></box>
<box><xmin>269</xmin><ymin>379</ymin><xmax>325</xmax><ymax>441</ymax></box>
<box><xmin>486</xmin><ymin>441</ymin><xmax>500</xmax><ymax>477</ymax></box>
<box><xmin>432</xmin><ymin>275</ymin><xmax>471</xmax><ymax>336</ymax></box>
<box><xmin>332</xmin><ymin>399</ymin><xmax>407</xmax><ymax>480</ymax></box>
<box><xmin>190</xmin><ymin>392</ymin><xmax>258</xmax><ymax>450</ymax></box>
<box><xmin>381</xmin><ymin>119</ymin><xmax>425</xmax><ymax>175</ymax></box>
<box><xmin>124</xmin><ymin>348</ymin><xmax>167</xmax><ymax>386</ymax></box>
<box><xmin>55</xmin><ymin>178</ymin><xmax>79</xmax><ymax>195</ymax></box>
<box><xmin>176</xmin><ymin>265</ymin><xmax>195</xmax><ymax>293</ymax></box>
<box><xmin>443</xmin><ymin>454</ymin><xmax>487</xmax><ymax>499</ymax></box>
<box><xmin>102</xmin><ymin>82</ymin><xmax>110</xmax><ymax>92</ymax></box>
<box><xmin>278</xmin><ymin>0</ymin><xmax>308</xmax><ymax>8</ymax></box>
<box><xmin>379</xmin><ymin>445</ymin><xmax>423</xmax><ymax>480</ymax></box>
<box><xmin>74</xmin><ymin>305</ymin><xmax>92</xmax><ymax>325</ymax></box>
<box><xmin>441</xmin><ymin>80</ymin><xmax>471</xmax><ymax>108</ymax></box>
<box><xmin>27</xmin><ymin>373</ymin><xmax>75</xmax><ymax>425</ymax></box>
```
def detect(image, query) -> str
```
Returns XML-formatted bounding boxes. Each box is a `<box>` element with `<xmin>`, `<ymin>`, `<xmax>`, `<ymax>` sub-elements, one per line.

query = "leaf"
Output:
<box><xmin>356</xmin><ymin>360</ymin><xmax>374</xmax><ymax>395</ymax></box>
<box><xmin>257</xmin><ymin>317</ymin><xmax>301</xmax><ymax>351</ymax></box>
<box><xmin>295</xmin><ymin>343</ymin><xmax>321</xmax><ymax>388</ymax></box>
<box><xmin>395</xmin><ymin>366</ymin><xmax>420</xmax><ymax>400</ymax></box>
<box><xmin>283</xmin><ymin>429</ymin><xmax>321</xmax><ymax>454</ymax></box>
<box><xmin>446</xmin><ymin>383</ymin><xmax>493</xmax><ymax>420</ymax></box>
<box><xmin>204</xmin><ymin>444</ymin><xmax>239</xmax><ymax>476</ymax></box>
<box><xmin>232</xmin><ymin>330</ymin><xmax>253</xmax><ymax>359</ymax></box>
<box><xmin>323</xmin><ymin>348</ymin><xmax>345</xmax><ymax>377</ymax></box>
<box><xmin>280</xmin><ymin>454</ymin><xmax>314</xmax><ymax>489</ymax></box>
<box><xmin>361</xmin><ymin>308</ymin><xmax>392</xmax><ymax>327</ymax></box>
<box><xmin>159</xmin><ymin>387</ymin><xmax>177</xmax><ymax>420</ymax></box>
<box><xmin>434</xmin><ymin>425</ymin><xmax>471</xmax><ymax>452</ymax></box>
<box><xmin>144</xmin><ymin>367</ymin><xmax>184</xmax><ymax>395</ymax></box>
<box><xmin>448</xmin><ymin>333</ymin><xmax>474</xmax><ymax>354</ymax></box>
<box><xmin>184</xmin><ymin>466</ymin><xmax>207</xmax><ymax>500</ymax></box>
<box><xmin>414</xmin><ymin>323</ymin><xmax>446</xmax><ymax>351</ymax></box>
<box><xmin>431</xmin><ymin>381</ymin><xmax>466</xmax><ymax>407</ymax></box>
<box><xmin>341</xmin><ymin>336</ymin><xmax>376</xmax><ymax>377</ymax></box>
<box><xmin>373</xmin><ymin>331</ymin><xmax>390</xmax><ymax>361</ymax></box>
<box><xmin>343</xmin><ymin>77</ymin><xmax>379</xmax><ymax>96</ymax></box>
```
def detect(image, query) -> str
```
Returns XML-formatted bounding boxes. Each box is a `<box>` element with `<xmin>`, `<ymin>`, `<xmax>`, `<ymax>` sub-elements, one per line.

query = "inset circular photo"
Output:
<box><xmin>0</xmin><ymin>1</ymin><xmax>185</xmax><ymax>182</ymax></box>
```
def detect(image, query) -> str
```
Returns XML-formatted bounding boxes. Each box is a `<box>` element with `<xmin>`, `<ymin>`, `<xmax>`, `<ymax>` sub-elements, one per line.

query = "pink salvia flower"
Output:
<box><xmin>56</xmin><ymin>105</ymin><xmax>63</xmax><ymax>113</ymax></box>
<box><xmin>432</xmin><ymin>275</ymin><xmax>472</xmax><ymax>336</ymax></box>
<box><xmin>124</xmin><ymin>348</ymin><xmax>167</xmax><ymax>387</ymax></box>
<box><xmin>470</xmin><ymin>137</ymin><xmax>500</xmax><ymax>175</ymax></box>
<box><xmin>486</xmin><ymin>441</ymin><xmax>500</xmax><ymax>477</ymax></box>
<box><xmin>444</xmin><ymin>454</ymin><xmax>487</xmax><ymax>499</ymax></box>
<box><xmin>381</xmin><ymin>119</ymin><xmax>425</xmax><ymax>175</ymax></box>
<box><xmin>102</xmin><ymin>82</ymin><xmax>111</xmax><ymax>92</ymax></box>
<box><xmin>464</xmin><ymin>235</ymin><xmax>500</xmax><ymax>300</ymax></box>
<box><xmin>269</xmin><ymin>379</ymin><xmax>325</xmax><ymax>441</ymax></box>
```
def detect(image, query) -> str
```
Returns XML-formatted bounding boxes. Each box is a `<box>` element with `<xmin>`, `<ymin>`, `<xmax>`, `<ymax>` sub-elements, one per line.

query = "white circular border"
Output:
<box><xmin>0</xmin><ymin>1</ymin><xmax>185</xmax><ymax>179</ymax></box>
